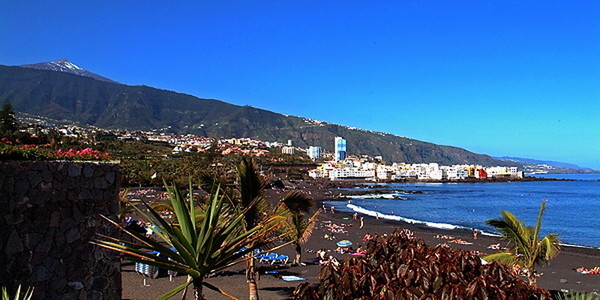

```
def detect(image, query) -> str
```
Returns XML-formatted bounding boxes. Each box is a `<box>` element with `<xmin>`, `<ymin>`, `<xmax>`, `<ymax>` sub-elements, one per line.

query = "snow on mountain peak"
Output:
<box><xmin>20</xmin><ymin>59</ymin><xmax>117</xmax><ymax>83</ymax></box>
<box><xmin>51</xmin><ymin>59</ymin><xmax>83</xmax><ymax>71</ymax></box>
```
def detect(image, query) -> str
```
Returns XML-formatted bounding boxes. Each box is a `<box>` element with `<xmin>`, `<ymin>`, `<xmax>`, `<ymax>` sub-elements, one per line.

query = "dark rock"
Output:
<box><xmin>33</xmin><ymin>266</ymin><xmax>52</xmax><ymax>282</ymax></box>
<box><xmin>5</xmin><ymin>231</ymin><xmax>24</xmax><ymax>254</ymax></box>
<box><xmin>106</xmin><ymin>172</ymin><xmax>115</xmax><ymax>184</ymax></box>
<box><xmin>35</xmin><ymin>236</ymin><xmax>54</xmax><ymax>254</ymax></box>
<box><xmin>29</xmin><ymin>173</ymin><xmax>43</xmax><ymax>188</ymax></box>
<box><xmin>65</xmin><ymin>228</ymin><xmax>81</xmax><ymax>244</ymax></box>
<box><xmin>78</xmin><ymin>190</ymin><xmax>91</xmax><ymax>201</ymax></box>
<box><xmin>94</xmin><ymin>177</ymin><xmax>108</xmax><ymax>189</ymax></box>
<box><xmin>49</xmin><ymin>278</ymin><xmax>67</xmax><ymax>291</ymax></box>
<box><xmin>49</xmin><ymin>211</ymin><xmax>60</xmax><ymax>227</ymax></box>
<box><xmin>72</xmin><ymin>206</ymin><xmax>84</xmax><ymax>223</ymax></box>
<box><xmin>86</xmin><ymin>290</ymin><xmax>103</xmax><ymax>300</ymax></box>
<box><xmin>40</xmin><ymin>169</ymin><xmax>53</xmax><ymax>182</ymax></box>
<box><xmin>68</xmin><ymin>281</ymin><xmax>84</xmax><ymax>290</ymax></box>
<box><xmin>39</xmin><ymin>181</ymin><xmax>52</xmax><ymax>192</ymax></box>
<box><xmin>83</xmin><ymin>165</ymin><xmax>94</xmax><ymax>178</ymax></box>
<box><xmin>91</xmin><ymin>276</ymin><xmax>109</xmax><ymax>290</ymax></box>
<box><xmin>5</xmin><ymin>213</ymin><xmax>24</xmax><ymax>225</ymax></box>
<box><xmin>68</xmin><ymin>165</ymin><xmax>82</xmax><ymax>177</ymax></box>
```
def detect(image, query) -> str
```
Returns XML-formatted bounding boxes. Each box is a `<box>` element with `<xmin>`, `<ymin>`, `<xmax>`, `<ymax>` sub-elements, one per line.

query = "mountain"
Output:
<box><xmin>21</xmin><ymin>59</ymin><xmax>117</xmax><ymax>83</ymax></box>
<box><xmin>496</xmin><ymin>157</ymin><xmax>591</xmax><ymax>170</ymax></box>
<box><xmin>0</xmin><ymin>64</ymin><xmax>519</xmax><ymax>166</ymax></box>
<box><xmin>495</xmin><ymin>156</ymin><xmax>597</xmax><ymax>174</ymax></box>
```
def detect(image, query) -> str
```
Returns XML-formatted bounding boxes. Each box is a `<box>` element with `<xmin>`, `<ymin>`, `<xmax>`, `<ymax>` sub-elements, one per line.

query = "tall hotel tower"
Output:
<box><xmin>334</xmin><ymin>137</ymin><xmax>347</xmax><ymax>161</ymax></box>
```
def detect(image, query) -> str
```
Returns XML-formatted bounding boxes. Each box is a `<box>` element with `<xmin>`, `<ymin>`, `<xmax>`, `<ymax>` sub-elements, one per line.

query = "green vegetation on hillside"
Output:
<box><xmin>0</xmin><ymin>65</ymin><xmax>517</xmax><ymax>166</ymax></box>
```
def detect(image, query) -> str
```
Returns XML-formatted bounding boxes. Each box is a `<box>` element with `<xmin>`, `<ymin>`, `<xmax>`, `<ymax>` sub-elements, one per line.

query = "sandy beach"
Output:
<box><xmin>121</xmin><ymin>181</ymin><xmax>600</xmax><ymax>299</ymax></box>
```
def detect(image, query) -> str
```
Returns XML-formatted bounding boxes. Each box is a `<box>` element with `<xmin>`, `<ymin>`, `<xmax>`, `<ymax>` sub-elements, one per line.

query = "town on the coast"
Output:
<box><xmin>21</xmin><ymin>117</ymin><xmax>524</xmax><ymax>181</ymax></box>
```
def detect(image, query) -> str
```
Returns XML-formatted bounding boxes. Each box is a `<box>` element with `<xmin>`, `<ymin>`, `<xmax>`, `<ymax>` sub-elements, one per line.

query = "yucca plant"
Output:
<box><xmin>555</xmin><ymin>291</ymin><xmax>600</xmax><ymax>300</ymax></box>
<box><xmin>1</xmin><ymin>285</ymin><xmax>34</xmax><ymax>300</ymax></box>
<box><xmin>116</xmin><ymin>188</ymin><xmax>136</xmax><ymax>221</ymax></box>
<box><xmin>484</xmin><ymin>200</ymin><xmax>560</xmax><ymax>287</ymax></box>
<box><xmin>94</xmin><ymin>182</ymin><xmax>288</xmax><ymax>300</ymax></box>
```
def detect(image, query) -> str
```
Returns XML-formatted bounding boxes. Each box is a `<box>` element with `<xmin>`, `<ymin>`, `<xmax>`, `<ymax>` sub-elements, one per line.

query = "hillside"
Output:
<box><xmin>0</xmin><ymin>64</ymin><xmax>515</xmax><ymax>166</ymax></box>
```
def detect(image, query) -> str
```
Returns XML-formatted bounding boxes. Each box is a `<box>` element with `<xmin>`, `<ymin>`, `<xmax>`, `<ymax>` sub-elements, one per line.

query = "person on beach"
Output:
<box><xmin>360</xmin><ymin>217</ymin><xmax>364</xmax><ymax>229</ymax></box>
<box><xmin>330</xmin><ymin>206</ymin><xmax>335</xmax><ymax>213</ymax></box>
<box><xmin>473</xmin><ymin>228</ymin><xmax>479</xmax><ymax>240</ymax></box>
<box><xmin>353</xmin><ymin>212</ymin><xmax>358</xmax><ymax>220</ymax></box>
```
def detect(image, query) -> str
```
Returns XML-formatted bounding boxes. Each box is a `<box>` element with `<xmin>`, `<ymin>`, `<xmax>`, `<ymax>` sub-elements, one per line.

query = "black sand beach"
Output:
<box><xmin>121</xmin><ymin>181</ymin><xmax>600</xmax><ymax>299</ymax></box>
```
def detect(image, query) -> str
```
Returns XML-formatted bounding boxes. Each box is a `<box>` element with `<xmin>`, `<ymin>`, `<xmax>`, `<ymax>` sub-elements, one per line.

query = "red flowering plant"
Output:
<box><xmin>54</xmin><ymin>148</ymin><xmax>111</xmax><ymax>160</ymax></box>
<box><xmin>0</xmin><ymin>141</ymin><xmax>111</xmax><ymax>161</ymax></box>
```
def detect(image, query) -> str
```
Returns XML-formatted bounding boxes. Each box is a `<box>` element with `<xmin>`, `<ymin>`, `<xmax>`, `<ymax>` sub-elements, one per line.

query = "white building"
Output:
<box><xmin>307</xmin><ymin>146</ymin><xmax>322</xmax><ymax>159</ymax></box>
<box><xmin>281</xmin><ymin>146</ymin><xmax>296</xmax><ymax>155</ymax></box>
<box><xmin>329</xmin><ymin>168</ymin><xmax>375</xmax><ymax>180</ymax></box>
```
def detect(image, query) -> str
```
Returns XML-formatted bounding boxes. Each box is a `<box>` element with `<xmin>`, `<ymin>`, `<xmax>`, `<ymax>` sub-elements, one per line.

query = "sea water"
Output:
<box><xmin>327</xmin><ymin>174</ymin><xmax>600</xmax><ymax>248</ymax></box>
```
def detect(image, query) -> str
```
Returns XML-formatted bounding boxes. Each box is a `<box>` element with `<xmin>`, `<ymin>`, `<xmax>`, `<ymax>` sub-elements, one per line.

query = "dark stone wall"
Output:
<box><xmin>1</xmin><ymin>161</ymin><xmax>121</xmax><ymax>300</ymax></box>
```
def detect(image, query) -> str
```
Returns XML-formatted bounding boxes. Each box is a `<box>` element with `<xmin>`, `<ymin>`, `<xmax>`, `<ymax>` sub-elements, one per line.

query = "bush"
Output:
<box><xmin>0</xmin><ymin>141</ymin><xmax>110</xmax><ymax>161</ymax></box>
<box><xmin>294</xmin><ymin>229</ymin><xmax>552</xmax><ymax>299</ymax></box>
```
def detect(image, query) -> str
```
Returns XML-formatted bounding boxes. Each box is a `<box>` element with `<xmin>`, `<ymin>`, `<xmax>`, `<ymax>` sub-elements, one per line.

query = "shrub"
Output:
<box><xmin>294</xmin><ymin>229</ymin><xmax>552</xmax><ymax>299</ymax></box>
<box><xmin>0</xmin><ymin>141</ymin><xmax>110</xmax><ymax>161</ymax></box>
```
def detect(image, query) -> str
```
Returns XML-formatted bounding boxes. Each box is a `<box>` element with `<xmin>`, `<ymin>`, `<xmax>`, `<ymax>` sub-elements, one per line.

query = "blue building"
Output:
<box><xmin>334</xmin><ymin>137</ymin><xmax>347</xmax><ymax>161</ymax></box>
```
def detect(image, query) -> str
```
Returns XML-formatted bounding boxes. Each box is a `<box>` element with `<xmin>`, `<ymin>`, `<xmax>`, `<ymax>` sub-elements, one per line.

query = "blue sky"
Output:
<box><xmin>2</xmin><ymin>1</ymin><xmax>599</xmax><ymax>169</ymax></box>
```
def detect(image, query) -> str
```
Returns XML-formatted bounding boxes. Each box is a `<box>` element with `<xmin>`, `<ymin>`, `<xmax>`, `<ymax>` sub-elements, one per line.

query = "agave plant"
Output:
<box><xmin>116</xmin><ymin>188</ymin><xmax>136</xmax><ymax>221</ymax></box>
<box><xmin>484</xmin><ymin>200</ymin><xmax>560</xmax><ymax>287</ymax></box>
<box><xmin>1</xmin><ymin>285</ymin><xmax>34</xmax><ymax>300</ymax></box>
<box><xmin>555</xmin><ymin>291</ymin><xmax>600</xmax><ymax>300</ymax></box>
<box><xmin>94</xmin><ymin>182</ymin><xmax>288</xmax><ymax>300</ymax></box>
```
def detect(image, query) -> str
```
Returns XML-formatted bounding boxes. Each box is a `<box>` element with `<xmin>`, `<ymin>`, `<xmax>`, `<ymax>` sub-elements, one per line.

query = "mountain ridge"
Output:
<box><xmin>0</xmin><ymin>63</ymin><xmax>579</xmax><ymax>169</ymax></box>
<box><xmin>497</xmin><ymin>156</ymin><xmax>589</xmax><ymax>170</ymax></box>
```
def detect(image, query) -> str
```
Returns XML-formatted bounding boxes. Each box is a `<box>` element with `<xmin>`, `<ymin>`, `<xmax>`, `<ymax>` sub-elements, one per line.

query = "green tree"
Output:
<box><xmin>278</xmin><ymin>191</ymin><xmax>320</xmax><ymax>265</ymax></box>
<box><xmin>483</xmin><ymin>201</ymin><xmax>560</xmax><ymax>287</ymax></box>
<box><xmin>94</xmin><ymin>182</ymin><xmax>287</xmax><ymax>300</ymax></box>
<box><xmin>235</xmin><ymin>157</ymin><xmax>269</xmax><ymax>300</ymax></box>
<box><xmin>0</xmin><ymin>100</ymin><xmax>18</xmax><ymax>135</ymax></box>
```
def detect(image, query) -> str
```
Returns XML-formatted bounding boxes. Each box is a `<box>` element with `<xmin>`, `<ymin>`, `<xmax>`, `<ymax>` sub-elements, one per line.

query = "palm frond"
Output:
<box><xmin>485</xmin><ymin>201</ymin><xmax>561</xmax><ymax>287</ymax></box>
<box><xmin>532</xmin><ymin>200</ymin><xmax>547</xmax><ymax>246</ymax></box>
<box><xmin>282</xmin><ymin>191</ymin><xmax>315</xmax><ymax>213</ymax></box>
<box><xmin>482</xmin><ymin>252</ymin><xmax>519</xmax><ymax>265</ymax></box>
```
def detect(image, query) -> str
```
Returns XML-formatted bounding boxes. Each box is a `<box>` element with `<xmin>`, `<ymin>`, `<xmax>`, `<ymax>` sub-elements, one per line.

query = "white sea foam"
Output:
<box><xmin>346</xmin><ymin>203</ymin><xmax>461</xmax><ymax>230</ymax></box>
<box><xmin>345</xmin><ymin>194</ymin><xmax>406</xmax><ymax>200</ymax></box>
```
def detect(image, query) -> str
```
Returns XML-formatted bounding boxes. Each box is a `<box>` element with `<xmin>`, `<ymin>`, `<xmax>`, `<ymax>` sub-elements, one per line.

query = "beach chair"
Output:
<box><xmin>264</xmin><ymin>254</ymin><xmax>289</xmax><ymax>265</ymax></box>
<box><xmin>257</xmin><ymin>252</ymin><xmax>277</xmax><ymax>262</ymax></box>
<box><xmin>135</xmin><ymin>251</ymin><xmax>161</xmax><ymax>280</ymax></box>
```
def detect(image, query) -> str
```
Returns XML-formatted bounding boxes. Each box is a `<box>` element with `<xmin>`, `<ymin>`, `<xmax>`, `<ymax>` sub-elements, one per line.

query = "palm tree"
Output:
<box><xmin>278</xmin><ymin>191</ymin><xmax>320</xmax><ymax>265</ymax></box>
<box><xmin>483</xmin><ymin>200</ymin><xmax>560</xmax><ymax>287</ymax></box>
<box><xmin>94</xmin><ymin>182</ymin><xmax>287</xmax><ymax>300</ymax></box>
<box><xmin>235</xmin><ymin>157</ymin><xmax>269</xmax><ymax>300</ymax></box>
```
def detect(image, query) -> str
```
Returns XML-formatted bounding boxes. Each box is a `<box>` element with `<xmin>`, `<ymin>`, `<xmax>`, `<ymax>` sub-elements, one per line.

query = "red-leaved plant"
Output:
<box><xmin>294</xmin><ymin>229</ymin><xmax>552</xmax><ymax>299</ymax></box>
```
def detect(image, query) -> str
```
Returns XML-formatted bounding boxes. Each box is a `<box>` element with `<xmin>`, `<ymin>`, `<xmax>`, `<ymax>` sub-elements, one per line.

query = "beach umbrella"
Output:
<box><xmin>337</xmin><ymin>240</ymin><xmax>353</xmax><ymax>247</ymax></box>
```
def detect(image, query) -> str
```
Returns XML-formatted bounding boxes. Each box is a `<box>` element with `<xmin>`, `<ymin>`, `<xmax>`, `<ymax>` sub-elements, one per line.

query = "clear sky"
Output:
<box><xmin>2</xmin><ymin>1</ymin><xmax>599</xmax><ymax>169</ymax></box>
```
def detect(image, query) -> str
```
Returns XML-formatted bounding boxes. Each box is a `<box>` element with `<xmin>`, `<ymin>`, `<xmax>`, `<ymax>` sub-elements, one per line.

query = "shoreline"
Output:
<box><xmin>120</xmin><ymin>180</ymin><xmax>600</xmax><ymax>299</ymax></box>
<box><xmin>297</xmin><ymin>180</ymin><xmax>600</xmax><ymax>293</ymax></box>
<box><xmin>334</xmin><ymin>200</ymin><xmax>600</xmax><ymax>251</ymax></box>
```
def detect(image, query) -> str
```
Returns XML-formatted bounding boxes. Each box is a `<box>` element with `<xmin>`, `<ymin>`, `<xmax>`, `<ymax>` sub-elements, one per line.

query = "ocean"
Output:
<box><xmin>326</xmin><ymin>174</ymin><xmax>600</xmax><ymax>248</ymax></box>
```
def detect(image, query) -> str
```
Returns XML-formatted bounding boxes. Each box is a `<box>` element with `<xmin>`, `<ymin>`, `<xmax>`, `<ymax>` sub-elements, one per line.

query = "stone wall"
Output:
<box><xmin>1</xmin><ymin>161</ymin><xmax>121</xmax><ymax>300</ymax></box>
